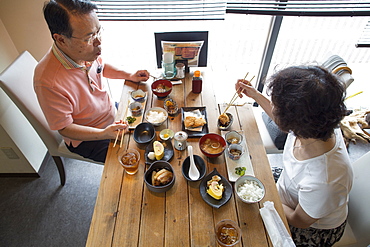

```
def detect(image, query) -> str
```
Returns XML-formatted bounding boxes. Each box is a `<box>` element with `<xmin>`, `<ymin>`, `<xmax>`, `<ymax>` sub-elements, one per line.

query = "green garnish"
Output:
<box><xmin>126</xmin><ymin>116</ymin><xmax>136</xmax><ymax>124</ymax></box>
<box><xmin>235</xmin><ymin>167</ymin><xmax>246</xmax><ymax>176</ymax></box>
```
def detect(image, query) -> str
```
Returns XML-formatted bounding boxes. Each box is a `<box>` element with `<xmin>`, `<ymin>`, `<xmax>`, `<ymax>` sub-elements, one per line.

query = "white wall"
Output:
<box><xmin>0</xmin><ymin>0</ymin><xmax>53</xmax><ymax>62</ymax></box>
<box><xmin>0</xmin><ymin>0</ymin><xmax>51</xmax><ymax>173</ymax></box>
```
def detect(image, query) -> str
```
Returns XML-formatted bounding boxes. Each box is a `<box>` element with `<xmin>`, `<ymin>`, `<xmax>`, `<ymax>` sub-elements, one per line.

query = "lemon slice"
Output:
<box><xmin>153</xmin><ymin>141</ymin><xmax>164</xmax><ymax>160</ymax></box>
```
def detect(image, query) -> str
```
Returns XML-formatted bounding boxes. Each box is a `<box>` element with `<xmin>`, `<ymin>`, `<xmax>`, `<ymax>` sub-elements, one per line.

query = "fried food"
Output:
<box><xmin>184</xmin><ymin>116</ymin><xmax>207</xmax><ymax>128</ymax></box>
<box><xmin>219</xmin><ymin>113</ymin><xmax>230</xmax><ymax>125</ymax></box>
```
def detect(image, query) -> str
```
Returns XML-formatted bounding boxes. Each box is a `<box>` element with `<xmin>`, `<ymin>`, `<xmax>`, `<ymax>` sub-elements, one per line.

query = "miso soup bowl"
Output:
<box><xmin>199</xmin><ymin>133</ymin><xmax>227</xmax><ymax>158</ymax></box>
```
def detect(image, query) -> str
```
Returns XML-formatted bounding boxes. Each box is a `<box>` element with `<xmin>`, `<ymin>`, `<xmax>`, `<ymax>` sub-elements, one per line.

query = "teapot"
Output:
<box><xmin>174</xmin><ymin>131</ymin><xmax>188</xmax><ymax>151</ymax></box>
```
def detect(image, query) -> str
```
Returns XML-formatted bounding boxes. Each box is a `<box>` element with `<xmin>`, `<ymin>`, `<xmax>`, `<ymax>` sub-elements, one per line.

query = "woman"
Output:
<box><xmin>236</xmin><ymin>66</ymin><xmax>353</xmax><ymax>246</ymax></box>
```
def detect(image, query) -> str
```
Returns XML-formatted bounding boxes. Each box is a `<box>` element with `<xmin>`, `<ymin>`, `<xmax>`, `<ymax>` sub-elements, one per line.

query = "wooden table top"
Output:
<box><xmin>86</xmin><ymin>69</ymin><xmax>289</xmax><ymax>247</ymax></box>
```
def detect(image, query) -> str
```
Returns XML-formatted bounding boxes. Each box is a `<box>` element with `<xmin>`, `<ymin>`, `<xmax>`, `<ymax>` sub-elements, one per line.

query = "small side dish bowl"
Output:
<box><xmin>164</xmin><ymin>98</ymin><xmax>178</xmax><ymax>115</ymax></box>
<box><xmin>151</xmin><ymin>79</ymin><xmax>173</xmax><ymax>98</ymax></box>
<box><xmin>235</xmin><ymin>175</ymin><xmax>265</xmax><ymax>204</ymax></box>
<box><xmin>227</xmin><ymin>144</ymin><xmax>244</xmax><ymax>160</ymax></box>
<box><xmin>199</xmin><ymin>133</ymin><xmax>227</xmax><ymax>158</ymax></box>
<box><xmin>131</xmin><ymin>89</ymin><xmax>146</xmax><ymax>102</ymax></box>
<box><xmin>145</xmin><ymin>107</ymin><xmax>168</xmax><ymax>126</ymax></box>
<box><xmin>215</xmin><ymin>219</ymin><xmax>241</xmax><ymax>247</ymax></box>
<box><xmin>225</xmin><ymin>131</ymin><xmax>243</xmax><ymax>145</ymax></box>
<box><xmin>133</xmin><ymin>122</ymin><xmax>156</xmax><ymax>144</ymax></box>
<box><xmin>144</xmin><ymin>161</ymin><xmax>175</xmax><ymax>193</ymax></box>
<box><xmin>182</xmin><ymin>155</ymin><xmax>207</xmax><ymax>182</ymax></box>
<box><xmin>160</xmin><ymin>129</ymin><xmax>174</xmax><ymax>141</ymax></box>
<box><xmin>218</xmin><ymin>112</ymin><xmax>233</xmax><ymax>130</ymax></box>
<box><xmin>129</xmin><ymin>102</ymin><xmax>142</xmax><ymax>116</ymax></box>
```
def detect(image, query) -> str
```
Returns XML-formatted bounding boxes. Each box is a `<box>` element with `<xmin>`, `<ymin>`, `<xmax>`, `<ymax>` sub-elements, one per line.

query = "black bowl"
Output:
<box><xmin>133</xmin><ymin>122</ymin><xmax>156</xmax><ymax>144</ymax></box>
<box><xmin>182</xmin><ymin>155</ymin><xmax>207</xmax><ymax>182</ymax></box>
<box><xmin>144</xmin><ymin>161</ymin><xmax>175</xmax><ymax>193</ymax></box>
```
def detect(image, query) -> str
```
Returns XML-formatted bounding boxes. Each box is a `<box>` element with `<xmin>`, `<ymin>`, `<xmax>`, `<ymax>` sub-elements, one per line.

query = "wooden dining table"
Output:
<box><xmin>86</xmin><ymin>69</ymin><xmax>289</xmax><ymax>247</ymax></box>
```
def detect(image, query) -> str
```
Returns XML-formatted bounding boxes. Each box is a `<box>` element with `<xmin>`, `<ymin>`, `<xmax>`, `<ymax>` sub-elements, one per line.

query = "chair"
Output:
<box><xmin>252</xmin><ymin>106</ymin><xmax>284</xmax><ymax>154</ymax></box>
<box><xmin>0</xmin><ymin>51</ymin><xmax>102</xmax><ymax>186</ymax></box>
<box><xmin>334</xmin><ymin>151</ymin><xmax>370</xmax><ymax>247</ymax></box>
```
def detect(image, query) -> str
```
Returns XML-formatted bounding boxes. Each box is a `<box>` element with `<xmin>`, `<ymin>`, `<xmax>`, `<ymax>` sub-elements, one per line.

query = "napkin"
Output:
<box><xmin>184</xmin><ymin>109</ymin><xmax>205</xmax><ymax>132</ymax></box>
<box><xmin>259</xmin><ymin>201</ymin><xmax>296</xmax><ymax>247</ymax></box>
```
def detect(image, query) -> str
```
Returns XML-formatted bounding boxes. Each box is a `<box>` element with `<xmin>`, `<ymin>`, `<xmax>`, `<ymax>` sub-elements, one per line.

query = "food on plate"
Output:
<box><xmin>235</xmin><ymin>167</ymin><xmax>246</xmax><ymax>176</ymax></box>
<box><xmin>227</xmin><ymin>137</ymin><xmax>240</xmax><ymax>145</ymax></box>
<box><xmin>153</xmin><ymin>141</ymin><xmax>164</xmax><ymax>160</ymax></box>
<box><xmin>134</xmin><ymin>94</ymin><xmax>144</xmax><ymax>99</ymax></box>
<box><xmin>126</xmin><ymin>116</ymin><xmax>136</xmax><ymax>124</ymax></box>
<box><xmin>218</xmin><ymin>113</ymin><xmax>230</xmax><ymax>126</ymax></box>
<box><xmin>151</xmin><ymin>168</ymin><xmax>173</xmax><ymax>186</ymax></box>
<box><xmin>200</xmin><ymin>138</ymin><xmax>224</xmax><ymax>154</ymax></box>
<box><xmin>165</xmin><ymin>99</ymin><xmax>178</xmax><ymax>114</ymax></box>
<box><xmin>184</xmin><ymin>116</ymin><xmax>207</xmax><ymax>128</ymax></box>
<box><xmin>206</xmin><ymin>175</ymin><xmax>224</xmax><ymax>200</ymax></box>
<box><xmin>153</xmin><ymin>83</ymin><xmax>171</xmax><ymax>93</ymax></box>
<box><xmin>147</xmin><ymin>151</ymin><xmax>156</xmax><ymax>161</ymax></box>
<box><xmin>216</xmin><ymin>222</ymin><xmax>240</xmax><ymax>245</ymax></box>
<box><xmin>229</xmin><ymin>149</ymin><xmax>242</xmax><ymax>156</ymax></box>
<box><xmin>236</xmin><ymin>179</ymin><xmax>264</xmax><ymax>202</ymax></box>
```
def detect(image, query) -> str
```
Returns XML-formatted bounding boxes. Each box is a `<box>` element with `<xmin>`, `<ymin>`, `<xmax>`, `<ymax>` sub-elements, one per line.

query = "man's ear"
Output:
<box><xmin>53</xmin><ymin>33</ymin><xmax>66</xmax><ymax>46</ymax></box>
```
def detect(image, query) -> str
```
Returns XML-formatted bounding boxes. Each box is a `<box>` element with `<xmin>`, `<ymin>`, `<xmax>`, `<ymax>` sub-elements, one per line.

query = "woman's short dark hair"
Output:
<box><xmin>267</xmin><ymin>65</ymin><xmax>347</xmax><ymax>141</ymax></box>
<box><xmin>43</xmin><ymin>0</ymin><xmax>97</xmax><ymax>39</ymax></box>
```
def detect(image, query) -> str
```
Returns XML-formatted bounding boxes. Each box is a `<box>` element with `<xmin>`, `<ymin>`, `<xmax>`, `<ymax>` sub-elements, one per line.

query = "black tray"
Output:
<box><xmin>181</xmin><ymin>107</ymin><xmax>209</xmax><ymax>138</ymax></box>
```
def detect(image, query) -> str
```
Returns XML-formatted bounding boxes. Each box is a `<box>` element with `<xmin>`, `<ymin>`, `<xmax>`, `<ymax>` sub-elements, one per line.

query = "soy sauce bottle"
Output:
<box><xmin>192</xmin><ymin>70</ymin><xmax>202</xmax><ymax>93</ymax></box>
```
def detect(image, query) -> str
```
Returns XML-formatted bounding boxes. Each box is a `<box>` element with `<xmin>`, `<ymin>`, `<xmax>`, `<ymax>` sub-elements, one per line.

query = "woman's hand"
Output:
<box><xmin>235</xmin><ymin>79</ymin><xmax>259</xmax><ymax>99</ymax></box>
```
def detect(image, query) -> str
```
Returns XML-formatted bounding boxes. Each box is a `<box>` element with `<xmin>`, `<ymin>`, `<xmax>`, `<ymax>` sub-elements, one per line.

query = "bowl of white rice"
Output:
<box><xmin>235</xmin><ymin>175</ymin><xmax>265</xmax><ymax>204</ymax></box>
<box><xmin>145</xmin><ymin>107</ymin><xmax>168</xmax><ymax>126</ymax></box>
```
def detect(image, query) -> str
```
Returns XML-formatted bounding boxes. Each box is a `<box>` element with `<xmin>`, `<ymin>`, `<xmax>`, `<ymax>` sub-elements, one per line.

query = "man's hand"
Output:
<box><xmin>340</xmin><ymin>110</ymin><xmax>370</xmax><ymax>144</ymax></box>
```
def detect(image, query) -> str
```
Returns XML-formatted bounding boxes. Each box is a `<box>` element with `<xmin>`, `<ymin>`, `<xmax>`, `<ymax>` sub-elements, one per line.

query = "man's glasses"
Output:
<box><xmin>70</xmin><ymin>27</ymin><xmax>103</xmax><ymax>45</ymax></box>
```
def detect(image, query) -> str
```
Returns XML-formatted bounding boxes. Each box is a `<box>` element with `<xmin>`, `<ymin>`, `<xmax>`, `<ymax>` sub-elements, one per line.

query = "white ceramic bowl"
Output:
<box><xmin>234</xmin><ymin>175</ymin><xmax>265</xmax><ymax>204</ymax></box>
<box><xmin>131</xmin><ymin>89</ymin><xmax>146</xmax><ymax>102</ymax></box>
<box><xmin>225</xmin><ymin>131</ymin><xmax>243</xmax><ymax>145</ymax></box>
<box><xmin>144</xmin><ymin>107</ymin><xmax>168</xmax><ymax>126</ymax></box>
<box><xmin>227</xmin><ymin>144</ymin><xmax>244</xmax><ymax>160</ymax></box>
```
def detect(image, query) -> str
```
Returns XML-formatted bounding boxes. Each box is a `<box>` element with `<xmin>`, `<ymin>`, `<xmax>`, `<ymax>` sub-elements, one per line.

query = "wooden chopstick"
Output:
<box><xmin>113</xmin><ymin>99</ymin><xmax>130</xmax><ymax>148</ymax></box>
<box><xmin>222</xmin><ymin>72</ymin><xmax>252</xmax><ymax>114</ymax></box>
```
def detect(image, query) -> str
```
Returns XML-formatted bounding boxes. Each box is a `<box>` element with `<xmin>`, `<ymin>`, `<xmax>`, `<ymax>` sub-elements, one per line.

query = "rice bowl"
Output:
<box><xmin>235</xmin><ymin>175</ymin><xmax>265</xmax><ymax>204</ymax></box>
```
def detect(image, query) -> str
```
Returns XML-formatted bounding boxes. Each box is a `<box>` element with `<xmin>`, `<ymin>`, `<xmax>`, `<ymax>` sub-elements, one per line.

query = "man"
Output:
<box><xmin>34</xmin><ymin>0</ymin><xmax>149</xmax><ymax>162</ymax></box>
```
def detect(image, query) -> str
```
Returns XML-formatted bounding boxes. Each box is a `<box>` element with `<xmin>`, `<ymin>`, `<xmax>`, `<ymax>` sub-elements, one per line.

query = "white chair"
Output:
<box><xmin>334</xmin><ymin>151</ymin><xmax>370</xmax><ymax>247</ymax></box>
<box><xmin>252</xmin><ymin>106</ymin><xmax>284</xmax><ymax>154</ymax></box>
<box><xmin>0</xmin><ymin>51</ymin><xmax>102</xmax><ymax>186</ymax></box>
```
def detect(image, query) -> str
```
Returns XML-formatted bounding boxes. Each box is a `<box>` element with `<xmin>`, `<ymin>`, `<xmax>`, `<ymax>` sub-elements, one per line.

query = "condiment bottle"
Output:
<box><xmin>192</xmin><ymin>70</ymin><xmax>202</xmax><ymax>93</ymax></box>
<box><xmin>175</xmin><ymin>63</ymin><xmax>185</xmax><ymax>79</ymax></box>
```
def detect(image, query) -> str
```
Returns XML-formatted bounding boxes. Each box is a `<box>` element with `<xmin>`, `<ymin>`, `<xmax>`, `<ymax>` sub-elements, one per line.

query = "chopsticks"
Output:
<box><xmin>222</xmin><ymin>73</ymin><xmax>255</xmax><ymax>114</ymax></box>
<box><xmin>345</xmin><ymin>91</ymin><xmax>363</xmax><ymax>101</ymax></box>
<box><xmin>113</xmin><ymin>100</ymin><xmax>130</xmax><ymax>148</ymax></box>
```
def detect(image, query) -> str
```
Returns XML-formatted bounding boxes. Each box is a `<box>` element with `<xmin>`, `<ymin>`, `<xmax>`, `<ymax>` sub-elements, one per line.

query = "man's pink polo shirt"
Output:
<box><xmin>34</xmin><ymin>44</ymin><xmax>115</xmax><ymax>147</ymax></box>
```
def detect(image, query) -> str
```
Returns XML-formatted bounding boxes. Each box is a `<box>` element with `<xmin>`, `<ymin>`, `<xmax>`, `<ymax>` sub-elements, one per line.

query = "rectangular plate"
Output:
<box><xmin>181</xmin><ymin>107</ymin><xmax>209</xmax><ymax>138</ymax></box>
<box><xmin>123</xmin><ymin>92</ymin><xmax>148</xmax><ymax>129</ymax></box>
<box><xmin>224</xmin><ymin>130</ymin><xmax>254</xmax><ymax>182</ymax></box>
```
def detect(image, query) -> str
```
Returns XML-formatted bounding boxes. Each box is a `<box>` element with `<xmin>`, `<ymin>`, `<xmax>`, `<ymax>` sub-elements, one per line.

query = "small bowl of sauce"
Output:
<box><xmin>131</xmin><ymin>89</ymin><xmax>146</xmax><ymax>102</ymax></box>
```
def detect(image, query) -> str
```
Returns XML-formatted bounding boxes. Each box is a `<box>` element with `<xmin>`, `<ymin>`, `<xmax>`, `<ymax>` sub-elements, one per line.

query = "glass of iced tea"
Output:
<box><xmin>118</xmin><ymin>149</ymin><xmax>140</xmax><ymax>175</ymax></box>
<box><xmin>215</xmin><ymin>219</ymin><xmax>241</xmax><ymax>247</ymax></box>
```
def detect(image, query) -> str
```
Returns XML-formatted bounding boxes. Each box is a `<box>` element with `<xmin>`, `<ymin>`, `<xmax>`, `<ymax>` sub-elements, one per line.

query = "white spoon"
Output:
<box><xmin>188</xmin><ymin>145</ymin><xmax>200</xmax><ymax>180</ymax></box>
